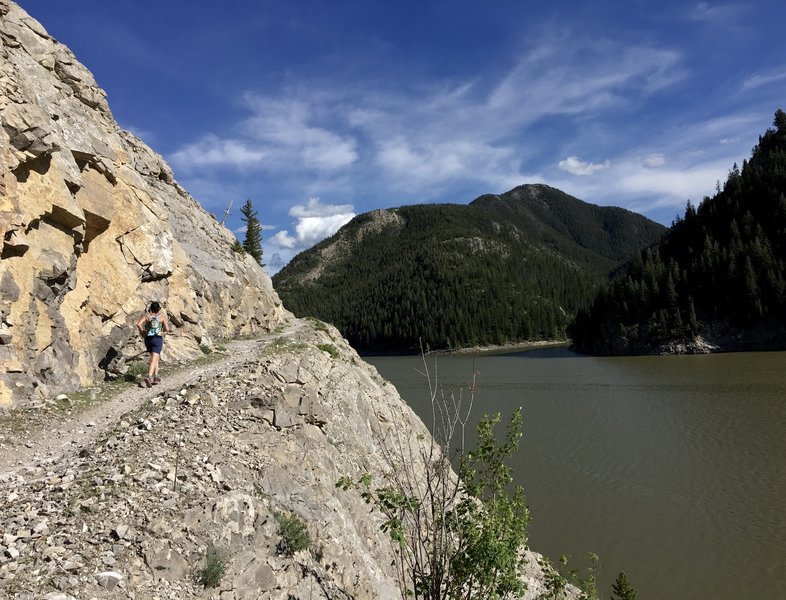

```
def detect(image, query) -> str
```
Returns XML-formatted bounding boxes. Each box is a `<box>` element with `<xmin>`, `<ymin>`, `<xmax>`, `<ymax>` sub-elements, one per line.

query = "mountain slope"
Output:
<box><xmin>273</xmin><ymin>184</ymin><xmax>665</xmax><ymax>352</ymax></box>
<box><xmin>570</xmin><ymin>110</ymin><xmax>786</xmax><ymax>354</ymax></box>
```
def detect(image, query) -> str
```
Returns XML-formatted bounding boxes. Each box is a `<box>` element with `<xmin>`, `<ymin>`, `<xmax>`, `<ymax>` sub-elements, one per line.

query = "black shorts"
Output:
<box><xmin>145</xmin><ymin>335</ymin><xmax>163</xmax><ymax>354</ymax></box>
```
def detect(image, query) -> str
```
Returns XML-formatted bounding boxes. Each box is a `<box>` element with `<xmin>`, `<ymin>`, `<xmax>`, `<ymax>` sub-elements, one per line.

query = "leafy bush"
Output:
<box><xmin>337</xmin><ymin>375</ymin><xmax>530</xmax><ymax>600</ymax></box>
<box><xmin>275</xmin><ymin>511</ymin><xmax>310</xmax><ymax>556</ymax></box>
<box><xmin>198</xmin><ymin>544</ymin><xmax>227</xmax><ymax>588</ymax></box>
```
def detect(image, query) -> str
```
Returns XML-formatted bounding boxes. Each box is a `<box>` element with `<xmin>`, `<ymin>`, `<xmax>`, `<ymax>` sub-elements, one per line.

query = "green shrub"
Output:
<box><xmin>264</xmin><ymin>337</ymin><xmax>309</xmax><ymax>355</ymax></box>
<box><xmin>199</xmin><ymin>344</ymin><xmax>212</xmax><ymax>355</ymax></box>
<box><xmin>337</xmin><ymin>407</ymin><xmax>530</xmax><ymax>599</ymax></box>
<box><xmin>198</xmin><ymin>544</ymin><xmax>227</xmax><ymax>588</ymax></box>
<box><xmin>612</xmin><ymin>571</ymin><xmax>637</xmax><ymax>600</ymax></box>
<box><xmin>274</xmin><ymin>511</ymin><xmax>310</xmax><ymax>556</ymax></box>
<box><xmin>539</xmin><ymin>555</ymin><xmax>569</xmax><ymax>600</ymax></box>
<box><xmin>252</xmin><ymin>483</ymin><xmax>268</xmax><ymax>500</ymax></box>
<box><xmin>316</xmin><ymin>343</ymin><xmax>339</xmax><ymax>359</ymax></box>
<box><xmin>124</xmin><ymin>361</ymin><xmax>148</xmax><ymax>381</ymax></box>
<box><xmin>307</xmin><ymin>316</ymin><xmax>331</xmax><ymax>334</ymax></box>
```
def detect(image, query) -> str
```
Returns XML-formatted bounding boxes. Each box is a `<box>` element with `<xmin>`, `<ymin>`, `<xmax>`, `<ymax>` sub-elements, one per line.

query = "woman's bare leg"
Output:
<box><xmin>148</xmin><ymin>352</ymin><xmax>160</xmax><ymax>378</ymax></box>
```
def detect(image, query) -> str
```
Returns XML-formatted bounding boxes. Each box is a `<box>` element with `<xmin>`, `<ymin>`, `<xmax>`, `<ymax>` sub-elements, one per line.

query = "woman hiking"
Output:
<box><xmin>136</xmin><ymin>301</ymin><xmax>170</xmax><ymax>388</ymax></box>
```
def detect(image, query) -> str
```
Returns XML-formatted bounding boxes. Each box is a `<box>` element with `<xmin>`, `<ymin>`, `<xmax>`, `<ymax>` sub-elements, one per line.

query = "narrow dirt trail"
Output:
<box><xmin>0</xmin><ymin>319</ymin><xmax>302</xmax><ymax>476</ymax></box>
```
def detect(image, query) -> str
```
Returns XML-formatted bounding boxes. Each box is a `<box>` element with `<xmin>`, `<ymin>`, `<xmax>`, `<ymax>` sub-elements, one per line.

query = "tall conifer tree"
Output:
<box><xmin>240</xmin><ymin>199</ymin><xmax>264</xmax><ymax>266</ymax></box>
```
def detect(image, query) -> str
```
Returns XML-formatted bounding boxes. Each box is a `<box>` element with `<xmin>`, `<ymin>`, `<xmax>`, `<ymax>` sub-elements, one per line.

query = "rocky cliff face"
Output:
<box><xmin>0</xmin><ymin>0</ymin><xmax>286</xmax><ymax>408</ymax></box>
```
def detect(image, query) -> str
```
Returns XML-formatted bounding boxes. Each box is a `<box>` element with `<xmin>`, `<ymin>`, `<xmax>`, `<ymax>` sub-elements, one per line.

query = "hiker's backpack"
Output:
<box><xmin>147</xmin><ymin>314</ymin><xmax>162</xmax><ymax>337</ymax></box>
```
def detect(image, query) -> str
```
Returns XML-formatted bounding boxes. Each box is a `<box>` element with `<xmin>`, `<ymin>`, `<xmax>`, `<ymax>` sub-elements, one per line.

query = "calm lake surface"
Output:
<box><xmin>366</xmin><ymin>348</ymin><xmax>786</xmax><ymax>600</ymax></box>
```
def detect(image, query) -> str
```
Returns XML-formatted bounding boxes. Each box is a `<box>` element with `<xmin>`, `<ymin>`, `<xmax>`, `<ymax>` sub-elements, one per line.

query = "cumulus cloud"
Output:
<box><xmin>558</xmin><ymin>156</ymin><xmax>610</xmax><ymax>176</ymax></box>
<box><xmin>265</xmin><ymin>198</ymin><xmax>356</xmax><ymax>273</ymax></box>
<box><xmin>290</xmin><ymin>197</ymin><xmax>354</xmax><ymax>219</ymax></box>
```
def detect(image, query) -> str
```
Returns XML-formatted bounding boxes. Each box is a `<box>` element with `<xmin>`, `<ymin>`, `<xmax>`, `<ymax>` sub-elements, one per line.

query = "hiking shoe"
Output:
<box><xmin>144</xmin><ymin>377</ymin><xmax>152</xmax><ymax>388</ymax></box>
<box><xmin>153</xmin><ymin>377</ymin><xmax>161</xmax><ymax>385</ymax></box>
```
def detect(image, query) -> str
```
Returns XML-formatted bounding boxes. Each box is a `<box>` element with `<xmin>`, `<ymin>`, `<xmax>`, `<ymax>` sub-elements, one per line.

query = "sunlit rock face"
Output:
<box><xmin>0</xmin><ymin>0</ymin><xmax>286</xmax><ymax>407</ymax></box>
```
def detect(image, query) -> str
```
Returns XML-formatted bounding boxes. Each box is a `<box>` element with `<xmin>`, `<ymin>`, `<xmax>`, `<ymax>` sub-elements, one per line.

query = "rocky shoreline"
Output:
<box><xmin>580</xmin><ymin>319</ymin><xmax>786</xmax><ymax>356</ymax></box>
<box><xmin>442</xmin><ymin>339</ymin><xmax>568</xmax><ymax>356</ymax></box>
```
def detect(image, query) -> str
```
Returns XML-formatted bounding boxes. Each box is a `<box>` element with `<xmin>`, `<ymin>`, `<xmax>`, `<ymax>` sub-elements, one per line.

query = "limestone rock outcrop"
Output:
<box><xmin>0</xmin><ymin>0</ymin><xmax>286</xmax><ymax>407</ymax></box>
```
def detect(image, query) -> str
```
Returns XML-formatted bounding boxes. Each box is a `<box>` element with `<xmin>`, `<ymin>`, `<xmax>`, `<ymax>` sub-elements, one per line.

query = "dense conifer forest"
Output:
<box><xmin>570</xmin><ymin>110</ymin><xmax>786</xmax><ymax>354</ymax></box>
<box><xmin>273</xmin><ymin>184</ymin><xmax>664</xmax><ymax>352</ymax></box>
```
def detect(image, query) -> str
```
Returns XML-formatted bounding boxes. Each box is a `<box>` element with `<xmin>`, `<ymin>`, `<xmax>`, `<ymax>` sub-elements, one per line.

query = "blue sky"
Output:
<box><xmin>17</xmin><ymin>0</ymin><xmax>786</xmax><ymax>272</ymax></box>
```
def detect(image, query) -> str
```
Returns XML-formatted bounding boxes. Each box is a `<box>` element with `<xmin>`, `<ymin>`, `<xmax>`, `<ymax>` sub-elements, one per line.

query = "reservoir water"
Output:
<box><xmin>366</xmin><ymin>348</ymin><xmax>786</xmax><ymax>600</ymax></box>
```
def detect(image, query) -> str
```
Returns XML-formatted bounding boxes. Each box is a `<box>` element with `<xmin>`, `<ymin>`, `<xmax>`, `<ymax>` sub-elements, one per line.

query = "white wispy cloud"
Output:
<box><xmin>265</xmin><ymin>198</ymin><xmax>355</xmax><ymax>273</ymax></box>
<box><xmin>487</xmin><ymin>40</ymin><xmax>683</xmax><ymax>118</ymax></box>
<box><xmin>542</xmin><ymin>107</ymin><xmax>769</xmax><ymax>220</ymax></box>
<box><xmin>615</xmin><ymin>160</ymin><xmax>731</xmax><ymax>203</ymax></box>
<box><xmin>558</xmin><ymin>156</ymin><xmax>610</xmax><ymax>176</ymax></box>
<box><xmin>171</xmin><ymin>33</ymin><xmax>687</xmax><ymax>206</ymax></box>
<box><xmin>170</xmin><ymin>97</ymin><xmax>358</xmax><ymax>173</ymax></box>
<box><xmin>169</xmin><ymin>29</ymin><xmax>742</xmax><ymax>259</ymax></box>
<box><xmin>742</xmin><ymin>70</ymin><xmax>786</xmax><ymax>91</ymax></box>
<box><xmin>643</xmin><ymin>154</ymin><xmax>667</xmax><ymax>168</ymax></box>
<box><xmin>548</xmin><ymin>157</ymin><xmax>732</xmax><ymax>223</ymax></box>
<box><xmin>347</xmin><ymin>36</ymin><xmax>686</xmax><ymax>197</ymax></box>
<box><xmin>172</xmin><ymin>136</ymin><xmax>270</xmax><ymax>168</ymax></box>
<box><xmin>687</xmin><ymin>2</ymin><xmax>749</xmax><ymax>25</ymax></box>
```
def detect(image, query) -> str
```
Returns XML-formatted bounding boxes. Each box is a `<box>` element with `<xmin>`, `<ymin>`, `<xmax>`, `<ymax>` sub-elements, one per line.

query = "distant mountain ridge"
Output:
<box><xmin>471</xmin><ymin>184</ymin><xmax>665</xmax><ymax>265</ymax></box>
<box><xmin>273</xmin><ymin>184</ymin><xmax>665</xmax><ymax>352</ymax></box>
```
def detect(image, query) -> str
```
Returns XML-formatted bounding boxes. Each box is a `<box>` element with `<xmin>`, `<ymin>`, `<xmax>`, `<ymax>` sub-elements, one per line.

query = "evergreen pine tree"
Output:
<box><xmin>240</xmin><ymin>199</ymin><xmax>264</xmax><ymax>266</ymax></box>
<box><xmin>775</xmin><ymin>109</ymin><xmax>786</xmax><ymax>132</ymax></box>
<box><xmin>611</xmin><ymin>571</ymin><xmax>637</xmax><ymax>600</ymax></box>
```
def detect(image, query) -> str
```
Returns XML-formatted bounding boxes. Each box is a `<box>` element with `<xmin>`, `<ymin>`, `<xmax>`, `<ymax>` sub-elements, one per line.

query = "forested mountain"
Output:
<box><xmin>273</xmin><ymin>184</ymin><xmax>664</xmax><ymax>352</ymax></box>
<box><xmin>570</xmin><ymin>110</ymin><xmax>786</xmax><ymax>354</ymax></box>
